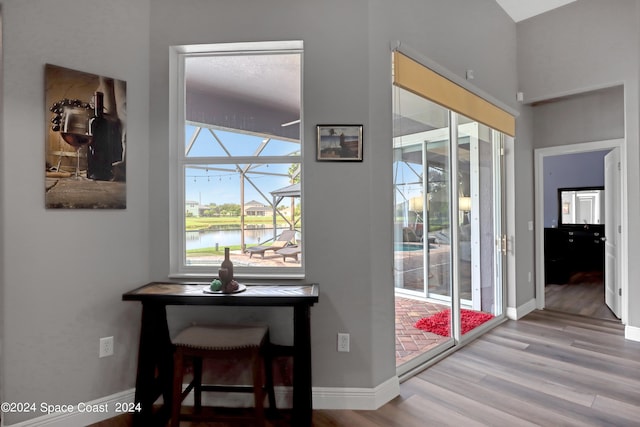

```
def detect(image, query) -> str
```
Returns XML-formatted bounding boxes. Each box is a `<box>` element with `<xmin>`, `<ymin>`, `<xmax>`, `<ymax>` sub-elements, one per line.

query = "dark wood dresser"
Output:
<box><xmin>544</xmin><ymin>226</ymin><xmax>605</xmax><ymax>284</ymax></box>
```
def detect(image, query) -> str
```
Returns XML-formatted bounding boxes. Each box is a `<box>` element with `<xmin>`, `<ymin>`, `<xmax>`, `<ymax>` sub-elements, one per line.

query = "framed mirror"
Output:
<box><xmin>558</xmin><ymin>186</ymin><xmax>604</xmax><ymax>226</ymax></box>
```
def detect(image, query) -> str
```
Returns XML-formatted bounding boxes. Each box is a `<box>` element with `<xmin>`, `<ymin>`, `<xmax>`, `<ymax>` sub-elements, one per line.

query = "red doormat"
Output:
<box><xmin>414</xmin><ymin>309</ymin><xmax>494</xmax><ymax>336</ymax></box>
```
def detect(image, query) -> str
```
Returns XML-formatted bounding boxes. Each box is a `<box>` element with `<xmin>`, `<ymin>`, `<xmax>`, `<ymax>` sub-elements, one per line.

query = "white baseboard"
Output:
<box><xmin>312</xmin><ymin>376</ymin><xmax>400</xmax><ymax>410</ymax></box>
<box><xmin>1</xmin><ymin>387</ymin><xmax>287</xmax><ymax>426</ymax></box>
<box><xmin>2</xmin><ymin>377</ymin><xmax>401</xmax><ymax>426</ymax></box>
<box><xmin>625</xmin><ymin>324</ymin><xmax>640</xmax><ymax>342</ymax></box>
<box><xmin>506</xmin><ymin>298</ymin><xmax>537</xmax><ymax>320</ymax></box>
<box><xmin>1</xmin><ymin>389</ymin><xmax>135</xmax><ymax>427</ymax></box>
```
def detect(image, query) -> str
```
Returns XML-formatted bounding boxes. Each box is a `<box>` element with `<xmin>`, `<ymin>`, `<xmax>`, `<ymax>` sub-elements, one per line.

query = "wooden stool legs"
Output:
<box><xmin>170</xmin><ymin>326</ymin><xmax>276</xmax><ymax>427</ymax></box>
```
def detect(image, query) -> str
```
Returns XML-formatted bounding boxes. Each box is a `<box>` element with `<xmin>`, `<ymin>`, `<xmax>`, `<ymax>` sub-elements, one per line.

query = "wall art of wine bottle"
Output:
<box><xmin>45</xmin><ymin>64</ymin><xmax>127</xmax><ymax>209</ymax></box>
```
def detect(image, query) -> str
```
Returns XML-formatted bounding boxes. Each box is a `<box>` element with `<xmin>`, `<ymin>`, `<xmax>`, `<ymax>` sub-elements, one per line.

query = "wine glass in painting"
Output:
<box><xmin>54</xmin><ymin>100</ymin><xmax>93</xmax><ymax>179</ymax></box>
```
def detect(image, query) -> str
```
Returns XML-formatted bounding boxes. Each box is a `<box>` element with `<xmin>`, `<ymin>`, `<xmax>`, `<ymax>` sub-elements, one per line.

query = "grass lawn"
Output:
<box><xmin>186</xmin><ymin>245</ymin><xmax>242</xmax><ymax>256</ymax></box>
<box><xmin>186</xmin><ymin>216</ymin><xmax>290</xmax><ymax>231</ymax></box>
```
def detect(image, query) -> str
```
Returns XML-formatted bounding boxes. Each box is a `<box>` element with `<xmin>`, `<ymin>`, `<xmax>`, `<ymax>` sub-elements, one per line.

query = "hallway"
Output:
<box><xmin>545</xmin><ymin>278</ymin><xmax>618</xmax><ymax>321</ymax></box>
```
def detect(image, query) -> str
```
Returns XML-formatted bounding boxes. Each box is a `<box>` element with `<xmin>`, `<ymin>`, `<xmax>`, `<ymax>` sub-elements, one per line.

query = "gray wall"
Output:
<box><xmin>532</xmin><ymin>86</ymin><xmax>625</xmax><ymax>148</ymax></box>
<box><xmin>518</xmin><ymin>0</ymin><xmax>640</xmax><ymax>326</ymax></box>
<box><xmin>543</xmin><ymin>151</ymin><xmax>608</xmax><ymax>227</ymax></box>
<box><xmin>0</xmin><ymin>0</ymin><xmax>151</xmax><ymax>424</ymax></box>
<box><xmin>512</xmin><ymin>105</ymin><xmax>536</xmax><ymax>307</ymax></box>
<box><xmin>0</xmin><ymin>4</ymin><xmax>4</xmax><ymax>414</ymax></box>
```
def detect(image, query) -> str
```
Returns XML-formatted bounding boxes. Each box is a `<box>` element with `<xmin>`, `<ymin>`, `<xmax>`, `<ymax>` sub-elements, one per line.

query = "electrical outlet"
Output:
<box><xmin>337</xmin><ymin>333</ymin><xmax>350</xmax><ymax>352</ymax></box>
<box><xmin>99</xmin><ymin>336</ymin><xmax>114</xmax><ymax>358</ymax></box>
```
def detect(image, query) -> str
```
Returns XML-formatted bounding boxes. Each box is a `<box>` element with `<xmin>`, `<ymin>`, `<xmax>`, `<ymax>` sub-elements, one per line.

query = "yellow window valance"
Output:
<box><xmin>393</xmin><ymin>51</ymin><xmax>515</xmax><ymax>137</ymax></box>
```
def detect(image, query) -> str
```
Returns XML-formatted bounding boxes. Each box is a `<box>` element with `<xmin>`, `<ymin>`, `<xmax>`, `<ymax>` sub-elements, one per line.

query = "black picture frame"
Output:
<box><xmin>316</xmin><ymin>125</ymin><xmax>363</xmax><ymax>161</ymax></box>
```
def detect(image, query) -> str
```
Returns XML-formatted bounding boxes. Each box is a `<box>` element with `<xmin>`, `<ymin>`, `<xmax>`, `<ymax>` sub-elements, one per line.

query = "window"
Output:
<box><xmin>170</xmin><ymin>41</ymin><xmax>303</xmax><ymax>278</ymax></box>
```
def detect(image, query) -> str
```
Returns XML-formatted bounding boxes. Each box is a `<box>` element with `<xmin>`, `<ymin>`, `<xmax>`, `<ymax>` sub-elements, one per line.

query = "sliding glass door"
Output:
<box><xmin>393</xmin><ymin>51</ymin><xmax>509</xmax><ymax>370</ymax></box>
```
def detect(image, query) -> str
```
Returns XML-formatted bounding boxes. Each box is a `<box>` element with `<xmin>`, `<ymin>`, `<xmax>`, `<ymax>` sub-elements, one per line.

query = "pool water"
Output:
<box><xmin>394</xmin><ymin>243</ymin><xmax>423</xmax><ymax>252</ymax></box>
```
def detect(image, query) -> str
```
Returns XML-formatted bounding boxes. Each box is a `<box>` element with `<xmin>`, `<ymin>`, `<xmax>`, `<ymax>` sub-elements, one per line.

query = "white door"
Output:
<box><xmin>604</xmin><ymin>148</ymin><xmax>621</xmax><ymax>318</ymax></box>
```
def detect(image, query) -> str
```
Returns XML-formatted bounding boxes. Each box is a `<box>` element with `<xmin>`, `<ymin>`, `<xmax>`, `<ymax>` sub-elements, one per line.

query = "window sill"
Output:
<box><xmin>169</xmin><ymin>272</ymin><xmax>306</xmax><ymax>281</ymax></box>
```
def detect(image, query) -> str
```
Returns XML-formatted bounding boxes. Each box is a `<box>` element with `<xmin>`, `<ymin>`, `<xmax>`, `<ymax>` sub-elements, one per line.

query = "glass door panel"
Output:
<box><xmin>393</xmin><ymin>86</ymin><xmax>454</xmax><ymax>373</ymax></box>
<box><xmin>393</xmin><ymin>88</ymin><xmax>451</xmax><ymax>303</ymax></box>
<box><xmin>456</xmin><ymin>115</ymin><xmax>504</xmax><ymax>337</ymax></box>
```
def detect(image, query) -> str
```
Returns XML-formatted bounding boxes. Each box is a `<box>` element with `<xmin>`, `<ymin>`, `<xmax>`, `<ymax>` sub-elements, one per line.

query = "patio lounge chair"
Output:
<box><xmin>245</xmin><ymin>230</ymin><xmax>297</xmax><ymax>258</ymax></box>
<box><xmin>276</xmin><ymin>246</ymin><xmax>301</xmax><ymax>262</ymax></box>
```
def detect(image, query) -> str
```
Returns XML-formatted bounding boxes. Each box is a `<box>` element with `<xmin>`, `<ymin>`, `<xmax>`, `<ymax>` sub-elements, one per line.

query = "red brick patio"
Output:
<box><xmin>395</xmin><ymin>295</ymin><xmax>449</xmax><ymax>365</ymax></box>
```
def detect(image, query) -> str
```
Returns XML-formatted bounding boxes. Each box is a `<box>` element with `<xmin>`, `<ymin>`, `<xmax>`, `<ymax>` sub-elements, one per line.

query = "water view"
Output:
<box><xmin>186</xmin><ymin>227</ymin><xmax>289</xmax><ymax>250</ymax></box>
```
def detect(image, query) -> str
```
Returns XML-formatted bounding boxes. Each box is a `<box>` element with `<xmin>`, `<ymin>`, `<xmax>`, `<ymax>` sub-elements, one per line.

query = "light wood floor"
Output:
<box><xmin>94</xmin><ymin>309</ymin><xmax>640</xmax><ymax>426</ymax></box>
<box><xmin>315</xmin><ymin>310</ymin><xmax>640</xmax><ymax>426</ymax></box>
<box><xmin>545</xmin><ymin>280</ymin><xmax>618</xmax><ymax>321</ymax></box>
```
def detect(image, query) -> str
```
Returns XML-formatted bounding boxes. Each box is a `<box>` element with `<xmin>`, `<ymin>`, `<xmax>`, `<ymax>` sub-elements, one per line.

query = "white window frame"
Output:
<box><xmin>169</xmin><ymin>41</ymin><xmax>304</xmax><ymax>279</ymax></box>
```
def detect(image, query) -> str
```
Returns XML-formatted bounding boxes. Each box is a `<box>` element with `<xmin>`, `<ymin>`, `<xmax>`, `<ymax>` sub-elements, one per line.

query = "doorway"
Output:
<box><xmin>534</xmin><ymin>139</ymin><xmax>627</xmax><ymax>323</ymax></box>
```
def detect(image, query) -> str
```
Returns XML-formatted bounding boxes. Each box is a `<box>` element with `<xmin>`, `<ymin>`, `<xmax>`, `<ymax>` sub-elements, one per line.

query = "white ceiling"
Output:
<box><xmin>495</xmin><ymin>0</ymin><xmax>577</xmax><ymax>22</ymax></box>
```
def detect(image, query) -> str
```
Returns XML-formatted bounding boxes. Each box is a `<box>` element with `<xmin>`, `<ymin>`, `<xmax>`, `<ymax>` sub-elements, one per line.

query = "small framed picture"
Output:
<box><xmin>316</xmin><ymin>125</ymin><xmax>363</xmax><ymax>161</ymax></box>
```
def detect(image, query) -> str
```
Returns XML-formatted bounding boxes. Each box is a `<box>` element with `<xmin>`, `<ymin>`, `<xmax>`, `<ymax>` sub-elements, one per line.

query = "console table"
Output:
<box><xmin>123</xmin><ymin>282</ymin><xmax>319</xmax><ymax>427</ymax></box>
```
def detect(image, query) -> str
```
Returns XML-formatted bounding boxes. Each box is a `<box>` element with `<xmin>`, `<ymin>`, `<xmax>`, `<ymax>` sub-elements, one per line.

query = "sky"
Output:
<box><xmin>184</xmin><ymin>126</ymin><xmax>300</xmax><ymax>206</ymax></box>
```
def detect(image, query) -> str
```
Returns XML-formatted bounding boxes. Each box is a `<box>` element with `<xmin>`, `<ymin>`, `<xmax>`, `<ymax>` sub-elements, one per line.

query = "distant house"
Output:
<box><xmin>244</xmin><ymin>200</ymin><xmax>269</xmax><ymax>216</ymax></box>
<box><xmin>185</xmin><ymin>200</ymin><xmax>199</xmax><ymax>217</ymax></box>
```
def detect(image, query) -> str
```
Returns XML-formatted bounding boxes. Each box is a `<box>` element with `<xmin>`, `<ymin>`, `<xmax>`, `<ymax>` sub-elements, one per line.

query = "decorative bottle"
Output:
<box><xmin>221</xmin><ymin>247</ymin><xmax>234</xmax><ymax>282</ymax></box>
<box><xmin>87</xmin><ymin>91</ymin><xmax>113</xmax><ymax>181</ymax></box>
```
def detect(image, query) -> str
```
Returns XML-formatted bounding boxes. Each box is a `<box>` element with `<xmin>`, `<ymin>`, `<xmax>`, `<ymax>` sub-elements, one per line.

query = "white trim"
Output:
<box><xmin>168</xmin><ymin>273</ymin><xmax>305</xmax><ymax>281</ymax></box>
<box><xmin>504</xmin><ymin>136</ymin><xmax>517</xmax><ymax>322</ymax></box>
<box><xmin>0</xmin><ymin>386</ymin><xmax>295</xmax><ymax>426</ymax></box>
<box><xmin>625</xmin><ymin>324</ymin><xmax>640</xmax><ymax>342</ymax></box>
<box><xmin>0</xmin><ymin>379</ymin><xmax>400</xmax><ymax>426</ymax></box>
<box><xmin>1</xmin><ymin>389</ymin><xmax>135</xmax><ymax>427</ymax></box>
<box><xmin>506</xmin><ymin>298</ymin><xmax>537</xmax><ymax>320</ymax></box>
<box><xmin>312</xmin><ymin>376</ymin><xmax>400</xmax><ymax>410</ymax></box>
<box><xmin>523</xmin><ymin>81</ymin><xmax>625</xmax><ymax>106</ymax></box>
<box><xmin>168</xmin><ymin>41</ymin><xmax>305</xmax><ymax>278</ymax></box>
<box><xmin>173</xmin><ymin>40</ymin><xmax>303</xmax><ymax>55</ymax></box>
<box><xmin>534</xmin><ymin>138</ymin><xmax>628</xmax><ymax>325</ymax></box>
<box><xmin>0</xmin><ymin>379</ymin><xmax>401</xmax><ymax>426</ymax></box>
